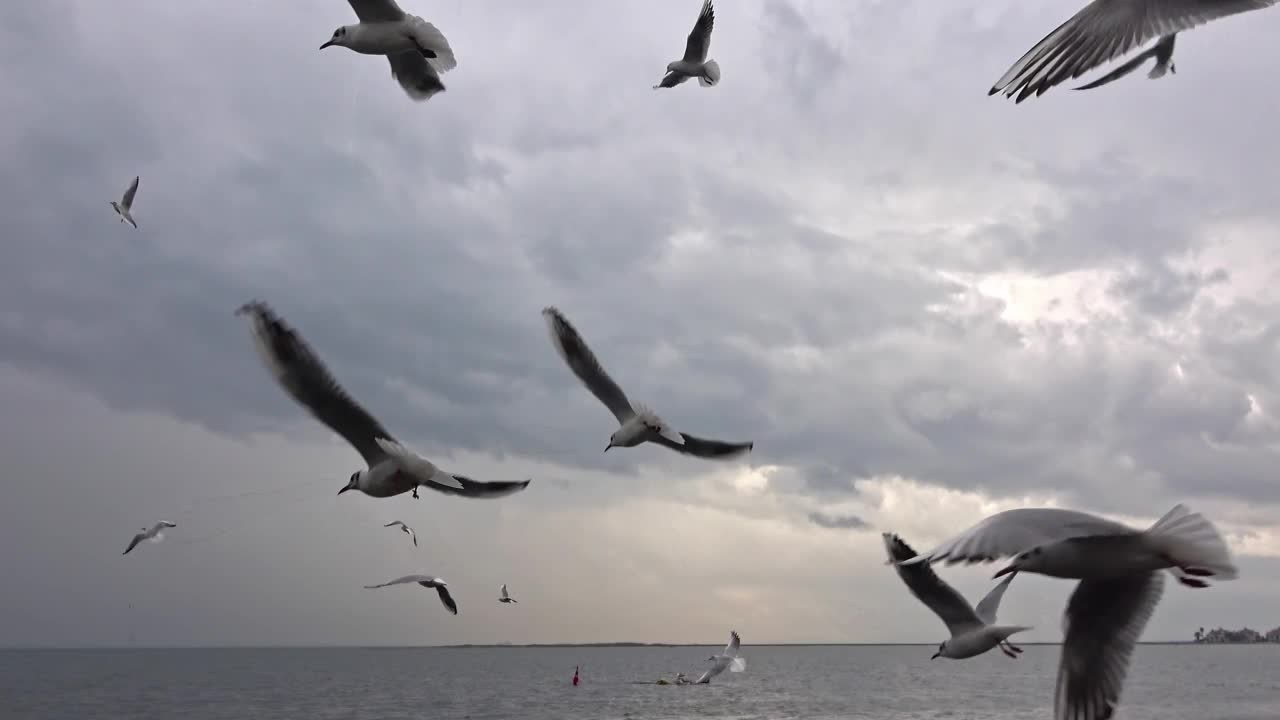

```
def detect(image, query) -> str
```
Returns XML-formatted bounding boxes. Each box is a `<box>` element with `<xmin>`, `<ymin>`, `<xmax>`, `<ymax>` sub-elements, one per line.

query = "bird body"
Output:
<box><xmin>109</xmin><ymin>176</ymin><xmax>139</xmax><ymax>228</ymax></box>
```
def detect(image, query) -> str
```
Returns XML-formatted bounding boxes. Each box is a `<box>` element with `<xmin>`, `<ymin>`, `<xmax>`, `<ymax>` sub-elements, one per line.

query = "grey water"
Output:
<box><xmin>1</xmin><ymin>644</ymin><xmax>1275</xmax><ymax>719</ymax></box>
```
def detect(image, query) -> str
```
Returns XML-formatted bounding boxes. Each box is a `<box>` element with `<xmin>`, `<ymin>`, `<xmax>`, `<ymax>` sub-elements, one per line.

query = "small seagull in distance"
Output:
<box><xmin>364</xmin><ymin>575</ymin><xmax>458</xmax><ymax>615</ymax></box>
<box><xmin>321</xmin><ymin>0</ymin><xmax>456</xmax><ymax>101</ymax></box>
<box><xmin>882</xmin><ymin>533</ymin><xmax>1028</xmax><ymax>661</ymax></box>
<box><xmin>499</xmin><ymin>584</ymin><xmax>518</xmax><ymax>604</ymax></box>
<box><xmin>990</xmin><ymin>0</ymin><xmax>1277</xmax><ymax>103</ymax></box>
<box><xmin>697</xmin><ymin>630</ymin><xmax>745</xmax><ymax>683</ymax></box>
<box><xmin>384</xmin><ymin>520</ymin><xmax>417</xmax><ymax>547</ymax></box>
<box><xmin>236</xmin><ymin>301</ymin><xmax>532</xmax><ymax>501</ymax></box>
<box><xmin>654</xmin><ymin>0</ymin><xmax>720</xmax><ymax>90</ymax></box>
<box><xmin>542</xmin><ymin>306</ymin><xmax>754</xmax><ymax>459</ymax></box>
<box><xmin>109</xmin><ymin>176</ymin><xmax>139</xmax><ymax>229</ymax></box>
<box><xmin>123</xmin><ymin>521</ymin><xmax>176</xmax><ymax>555</ymax></box>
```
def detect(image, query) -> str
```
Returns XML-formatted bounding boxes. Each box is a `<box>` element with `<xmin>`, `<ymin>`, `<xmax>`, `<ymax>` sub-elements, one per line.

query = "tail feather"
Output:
<box><xmin>1146</xmin><ymin>505</ymin><xmax>1238</xmax><ymax>581</ymax></box>
<box><xmin>699</xmin><ymin>60</ymin><xmax>720</xmax><ymax>87</ymax></box>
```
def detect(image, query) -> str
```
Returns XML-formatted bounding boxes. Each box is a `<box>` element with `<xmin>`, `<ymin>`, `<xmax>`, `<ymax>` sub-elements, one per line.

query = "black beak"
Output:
<box><xmin>337</xmin><ymin>486</ymin><xmax>351</xmax><ymax>495</ymax></box>
<box><xmin>993</xmin><ymin>565</ymin><xmax>1017</xmax><ymax>579</ymax></box>
<box><xmin>930</xmin><ymin>652</ymin><xmax>940</xmax><ymax>660</ymax></box>
<box><xmin>603</xmin><ymin>444</ymin><xmax>611</xmax><ymax>453</ymax></box>
<box><xmin>320</xmin><ymin>40</ymin><xmax>335</xmax><ymax>50</ymax></box>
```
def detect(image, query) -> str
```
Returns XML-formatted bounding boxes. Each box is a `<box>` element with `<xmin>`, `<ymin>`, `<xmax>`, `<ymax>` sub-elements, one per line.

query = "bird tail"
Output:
<box><xmin>406</xmin><ymin>17</ymin><xmax>457</xmax><ymax>73</ymax></box>
<box><xmin>699</xmin><ymin>60</ymin><xmax>721</xmax><ymax>87</ymax></box>
<box><xmin>729</xmin><ymin>657</ymin><xmax>746</xmax><ymax>672</ymax></box>
<box><xmin>1145</xmin><ymin>505</ymin><xmax>1238</xmax><ymax>581</ymax></box>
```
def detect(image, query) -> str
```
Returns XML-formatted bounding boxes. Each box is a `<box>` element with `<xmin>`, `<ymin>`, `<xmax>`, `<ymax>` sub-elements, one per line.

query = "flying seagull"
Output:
<box><xmin>122</xmin><ymin>521</ymin><xmax>176</xmax><ymax>555</ymax></box>
<box><xmin>236</xmin><ymin>301</ymin><xmax>531</xmax><ymax>501</ymax></box>
<box><xmin>882</xmin><ymin>533</ymin><xmax>1029</xmax><ymax>660</ymax></box>
<box><xmin>320</xmin><ymin>0</ymin><xmax>457</xmax><ymax>101</ymax></box>
<box><xmin>654</xmin><ymin>0</ymin><xmax>720</xmax><ymax>89</ymax></box>
<box><xmin>1074</xmin><ymin>34</ymin><xmax>1178</xmax><ymax>92</ymax></box>
<box><xmin>384</xmin><ymin>520</ymin><xmax>417</xmax><ymax>547</ymax></box>
<box><xmin>990</xmin><ymin>0</ymin><xmax>1277</xmax><ymax>103</ymax></box>
<box><xmin>904</xmin><ymin>505</ymin><xmax>1238</xmax><ymax>720</ymax></box>
<box><xmin>696</xmin><ymin>630</ymin><xmax>745</xmax><ymax>683</ymax></box>
<box><xmin>109</xmin><ymin>176</ymin><xmax>140</xmax><ymax>229</ymax></box>
<box><xmin>542</xmin><ymin>306</ymin><xmax>753</xmax><ymax>459</ymax></box>
<box><xmin>364</xmin><ymin>574</ymin><xmax>458</xmax><ymax>615</ymax></box>
<box><xmin>499</xmin><ymin>584</ymin><xmax>518</xmax><ymax>604</ymax></box>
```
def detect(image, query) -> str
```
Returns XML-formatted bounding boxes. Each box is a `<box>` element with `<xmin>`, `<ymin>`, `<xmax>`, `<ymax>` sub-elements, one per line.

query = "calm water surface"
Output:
<box><xmin>2</xmin><ymin>645</ymin><xmax>1275</xmax><ymax>719</ymax></box>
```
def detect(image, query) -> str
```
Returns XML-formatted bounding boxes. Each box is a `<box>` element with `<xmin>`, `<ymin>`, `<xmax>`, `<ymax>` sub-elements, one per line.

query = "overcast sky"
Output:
<box><xmin>2</xmin><ymin>0</ymin><xmax>1279</xmax><ymax>648</ymax></box>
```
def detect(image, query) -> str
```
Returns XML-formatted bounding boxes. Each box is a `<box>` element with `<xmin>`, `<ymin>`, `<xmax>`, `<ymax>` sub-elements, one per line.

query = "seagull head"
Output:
<box><xmin>994</xmin><ymin>547</ymin><xmax>1043</xmax><ymax>578</ymax></box>
<box><xmin>931</xmin><ymin>641</ymin><xmax>947</xmax><ymax>660</ymax></box>
<box><xmin>337</xmin><ymin>471</ymin><xmax>361</xmax><ymax>495</ymax></box>
<box><xmin>320</xmin><ymin>26</ymin><xmax>350</xmax><ymax>50</ymax></box>
<box><xmin>666</xmin><ymin>62</ymin><xmax>679</xmax><ymax>73</ymax></box>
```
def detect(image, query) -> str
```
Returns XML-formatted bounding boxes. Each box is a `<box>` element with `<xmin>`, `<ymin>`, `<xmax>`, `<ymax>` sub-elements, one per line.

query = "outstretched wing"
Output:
<box><xmin>542</xmin><ymin>307</ymin><xmax>636</xmax><ymax>424</ymax></box>
<box><xmin>386</xmin><ymin>52</ymin><xmax>447</xmax><ymax>101</ymax></box>
<box><xmin>420</xmin><ymin>474</ymin><xmax>531</xmax><ymax>499</ymax></box>
<box><xmin>236</xmin><ymin>301</ymin><xmax>395</xmax><ymax>467</ymax></box>
<box><xmin>723</xmin><ymin>630</ymin><xmax>740</xmax><ymax>656</ymax></box>
<box><xmin>682</xmin><ymin>0</ymin><xmax>715</xmax><ymax>63</ymax></box>
<box><xmin>347</xmin><ymin>0</ymin><xmax>405</xmax><ymax>23</ymax></box>
<box><xmin>883</xmin><ymin>533</ymin><xmax>983</xmax><ymax>635</ymax></box>
<box><xmin>364</xmin><ymin>574</ymin><xmax>431</xmax><ymax>589</ymax></box>
<box><xmin>973</xmin><ymin>573</ymin><xmax>1017</xmax><ymax>626</ymax></box>
<box><xmin>903</xmin><ymin>508</ymin><xmax>1134</xmax><ymax>566</ymax></box>
<box><xmin>434</xmin><ymin>584</ymin><xmax>459</xmax><ymax>615</ymax></box>
<box><xmin>121</xmin><ymin>176</ymin><xmax>139</xmax><ymax>209</ymax></box>
<box><xmin>650</xmin><ymin>432</ymin><xmax>752</xmax><ymax>459</ymax></box>
<box><xmin>122</xmin><ymin>533</ymin><xmax>145</xmax><ymax>555</ymax></box>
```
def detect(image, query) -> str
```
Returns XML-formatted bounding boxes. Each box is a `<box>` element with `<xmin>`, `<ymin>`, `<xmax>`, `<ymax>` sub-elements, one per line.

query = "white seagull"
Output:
<box><xmin>122</xmin><ymin>521</ymin><xmax>176</xmax><ymax>555</ymax></box>
<box><xmin>904</xmin><ymin>505</ymin><xmax>1238</xmax><ymax>720</ymax></box>
<box><xmin>109</xmin><ymin>176</ymin><xmax>140</xmax><ymax>229</ymax></box>
<box><xmin>991</xmin><ymin>0</ymin><xmax>1277</xmax><ymax>103</ymax></box>
<box><xmin>384</xmin><ymin>520</ymin><xmax>417</xmax><ymax>547</ymax></box>
<box><xmin>364</xmin><ymin>574</ymin><xmax>458</xmax><ymax>615</ymax></box>
<box><xmin>498</xmin><ymin>584</ymin><xmax>518</xmax><ymax>604</ymax></box>
<box><xmin>542</xmin><ymin>307</ymin><xmax>753</xmax><ymax>459</ymax></box>
<box><xmin>696</xmin><ymin>630</ymin><xmax>745</xmax><ymax>683</ymax></box>
<box><xmin>882</xmin><ymin>533</ymin><xmax>1029</xmax><ymax>661</ymax></box>
<box><xmin>237</xmin><ymin>301</ymin><xmax>532</xmax><ymax>501</ymax></box>
<box><xmin>654</xmin><ymin>0</ymin><xmax>721</xmax><ymax>90</ymax></box>
<box><xmin>320</xmin><ymin>0</ymin><xmax>457</xmax><ymax>101</ymax></box>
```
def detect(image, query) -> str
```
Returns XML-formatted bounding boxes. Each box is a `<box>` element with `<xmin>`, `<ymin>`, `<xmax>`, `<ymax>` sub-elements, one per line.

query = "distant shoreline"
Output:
<box><xmin>0</xmin><ymin>641</ymin><xmax>1241</xmax><ymax>651</ymax></box>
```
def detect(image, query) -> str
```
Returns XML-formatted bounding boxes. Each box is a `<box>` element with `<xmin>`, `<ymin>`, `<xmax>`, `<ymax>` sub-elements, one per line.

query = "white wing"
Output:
<box><xmin>973</xmin><ymin>573</ymin><xmax>1016</xmax><ymax>626</ymax></box>
<box><xmin>404</xmin><ymin>17</ymin><xmax>456</xmax><ymax>74</ymax></box>
<box><xmin>347</xmin><ymin>0</ymin><xmax>405</xmax><ymax>23</ymax></box>
<box><xmin>542</xmin><ymin>307</ymin><xmax>636</xmax><ymax>424</ymax></box>
<box><xmin>120</xmin><ymin>176</ymin><xmax>139</xmax><ymax>210</ymax></box>
<box><xmin>384</xmin><ymin>521</ymin><xmax>406</xmax><ymax>529</ymax></box>
<box><xmin>374</xmin><ymin>438</ymin><xmax>465</xmax><ymax>490</ymax></box>
<box><xmin>883</xmin><ymin>533</ymin><xmax>984</xmax><ymax>635</ymax></box>
<box><xmin>729</xmin><ymin>657</ymin><xmax>746</xmax><ymax>672</ymax></box>
<box><xmin>364</xmin><ymin>574</ymin><xmax>433</xmax><ymax>589</ymax></box>
<box><xmin>992</xmin><ymin>0</ymin><xmax>1278</xmax><ymax>102</ymax></box>
<box><xmin>723</xmin><ymin>630</ymin><xmax>740</xmax><ymax>657</ymax></box>
<box><xmin>904</xmin><ymin>508</ymin><xmax>1135</xmax><ymax>566</ymax></box>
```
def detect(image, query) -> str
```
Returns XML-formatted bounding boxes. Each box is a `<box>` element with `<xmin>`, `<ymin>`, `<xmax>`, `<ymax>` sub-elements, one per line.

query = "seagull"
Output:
<box><xmin>990</xmin><ymin>0</ymin><xmax>1277</xmax><ymax>103</ymax></box>
<box><xmin>122</xmin><ymin>521</ymin><xmax>176</xmax><ymax>555</ymax></box>
<box><xmin>320</xmin><ymin>0</ymin><xmax>457</xmax><ymax>101</ymax></box>
<box><xmin>883</xmin><ymin>533</ymin><xmax>1029</xmax><ymax>660</ymax></box>
<box><xmin>498</xmin><ymin>583</ymin><xmax>518</xmax><ymax>604</ymax></box>
<box><xmin>654</xmin><ymin>0</ymin><xmax>720</xmax><ymax>89</ymax></box>
<box><xmin>236</xmin><ymin>301</ymin><xmax>532</xmax><ymax>501</ymax></box>
<box><xmin>109</xmin><ymin>176</ymin><xmax>139</xmax><ymax>229</ymax></box>
<box><xmin>364</xmin><ymin>574</ymin><xmax>458</xmax><ymax>615</ymax></box>
<box><xmin>904</xmin><ymin>504</ymin><xmax>1238</xmax><ymax>720</ymax></box>
<box><xmin>542</xmin><ymin>307</ymin><xmax>753</xmax><ymax>459</ymax></box>
<box><xmin>384</xmin><ymin>520</ymin><xmax>417</xmax><ymax>547</ymax></box>
<box><xmin>1074</xmin><ymin>34</ymin><xmax>1178</xmax><ymax>92</ymax></box>
<box><xmin>696</xmin><ymin>630</ymin><xmax>745</xmax><ymax>683</ymax></box>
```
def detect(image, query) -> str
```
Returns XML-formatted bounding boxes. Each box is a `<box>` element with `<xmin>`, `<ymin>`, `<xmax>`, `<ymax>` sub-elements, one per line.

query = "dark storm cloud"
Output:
<box><xmin>807</xmin><ymin>511</ymin><xmax>868</xmax><ymax>531</ymax></box>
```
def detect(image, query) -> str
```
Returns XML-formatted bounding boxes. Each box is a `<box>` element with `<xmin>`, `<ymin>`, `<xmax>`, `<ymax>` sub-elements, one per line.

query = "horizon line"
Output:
<box><xmin>0</xmin><ymin>640</ymin><xmax>1226</xmax><ymax>651</ymax></box>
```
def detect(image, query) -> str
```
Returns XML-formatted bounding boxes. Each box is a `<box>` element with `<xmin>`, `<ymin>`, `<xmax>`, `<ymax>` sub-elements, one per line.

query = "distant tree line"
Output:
<box><xmin>1193</xmin><ymin>626</ymin><xmax>1280</xmax><ymax>644</ymax></box>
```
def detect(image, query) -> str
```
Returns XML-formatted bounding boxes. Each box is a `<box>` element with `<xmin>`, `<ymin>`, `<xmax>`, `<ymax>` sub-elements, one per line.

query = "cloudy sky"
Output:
<box><xmin>2</xmin><ymin>0</ymin><xmax>1279</xmax><ymax>648</ymax></box>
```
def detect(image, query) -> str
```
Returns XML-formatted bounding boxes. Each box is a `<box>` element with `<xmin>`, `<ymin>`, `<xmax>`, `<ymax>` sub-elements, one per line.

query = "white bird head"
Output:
<box><xmin>337</xmin><ymin>471</ymin><xmax>362</xmax><ymax>495</ymax></box>
<box><xmin>931</xmin><ymin>640</ymin><xmax>948</xmax><ymax>660</ymax></box>
<box><xmin>320</xmin><ymin>26</ymin><xmax>352</xmax><ymax>50</ymax></box>
<box><xmin>605</xmin><ymin>430</ymin><xmax>624</xmax><ymax>452</ymax></box>
<box><xmin>666</xmin><ymin>62</ymin><xmax>679</xmax><ymax>73</ymax></box>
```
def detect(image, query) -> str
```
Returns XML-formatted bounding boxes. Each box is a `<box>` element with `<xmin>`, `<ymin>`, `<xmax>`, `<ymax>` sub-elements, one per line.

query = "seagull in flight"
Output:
<box><xmin>237</xmin><ymin>301</ymin><xmax>532</xmax><ymax>501</ymax></box>
<box><xmin>882</xmin><ymin>533</ymin><xmax>1028</xmax><ymax>661</ymax></box>
<box><xmin>904</xmin><ymin>505</ymin><xmax>1238</xmax><ymax>720</ymax></box>
<box><xmin>122</xmin><ymin>521</ymin><xmax>176</xmax><ymax>555</ymax></box>
<box><xmin>990</xmin><ymin>0</ymin><xmax>1277</xmax><ymax>103</ymax></box>
<box><xmin>542</xmin><ymin>307</ymin><xmax>753</xmax><ymax>459</ymax></box>
<box><xmin>109</xmin><ymin>176</ymin><xmax>140</xmax><ymax>229</ymax></box>
<box><xmin>384</xmin><ymin>520</ymin><xmax>417</xmax><ymax>547</ymax></box>
<box><xmin>696</xmin><ymin>630</ymin><xmax>745</xmax><ymax>683</ymax></box>
<box><xmin>320</xmin><ymin>0</ymin><xmax>457</xmax><ymax>101</ymax></box>
<box><xmin>498</xmin><ymin>584</ymin><xmax>518</xmax><ymax>604</ymax></box>
<box><xmin>364</xmin><ymin>575</ymin><xmax>458</xmax><ymax>615</ymax></box>
<box><xmin>655</xmin><ymin>0</ymin><xmax>720</xmax><ymax>89</ymax></box>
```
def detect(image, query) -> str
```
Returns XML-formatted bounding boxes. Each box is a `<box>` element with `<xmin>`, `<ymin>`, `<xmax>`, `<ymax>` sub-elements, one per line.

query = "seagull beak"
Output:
<box><xmin>337</xmin><ymin>486</ymin><xmax>351</xmax><ymax>495</ymax></box>
<box><xmin>320</xmin><ymin>40</ymin><xmax>336</xmax><ymax>50</ymax></box>
<box><xmin>603</xmin><ymin>444</ymin><xmax>612</xmax><ymax>453</ymax></box>
<box><xmin>930</xmin><ymin>652</ymin><xmax>941</xmax><ymax>660</ymax></box>
<box><xmin>992</xmin><ymin>565</ymin><xmax>1017</xmax><ymax>579</ymax></box>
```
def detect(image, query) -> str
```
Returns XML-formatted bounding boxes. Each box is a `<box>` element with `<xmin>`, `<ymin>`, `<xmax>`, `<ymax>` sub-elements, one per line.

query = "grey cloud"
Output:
<box><xmin>807</xmin><ymin>511</ymin><xmax>868</xmax><ymax>531</ymax></box>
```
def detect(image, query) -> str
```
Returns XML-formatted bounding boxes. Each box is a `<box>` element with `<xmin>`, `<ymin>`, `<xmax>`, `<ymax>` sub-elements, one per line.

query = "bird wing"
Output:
<box><xmin>973</xmin><ymin>573</ymin><xmax>1017</xmax><ymax>626</ymax></box>
<box><xmin>654</xmin><ymin>71</ymin><xmax>692</xmax><ymax>89</ymax></box>
<box><xmin>697</xmin><ymin>656</ymin><xmax>730</xmax><ymax>683</ymax></box>
<box><xmin>403</xmin><ymin>17</ymin><xmax>457</xmax><ymax>74</ymax></box>
<box><xmin>500</xmin><ymin>584</ymin><xmax>509</xmax><ymax>599</ymax></box>
<box><xmin>374</xmin><ymin>438</ymin><xmax>465</xmax><ymax>490</ymax></box>
<box><xmin>903</xmin><ymin>508</ymin><xmax>1135</xmax><ymax>566</ymax></box>
<box><xmin>159</xmin><ymin>521</ymin><xmax>177</xmax><ymax>528</ymax></box>
<box><xmin>122</xmin><ymin>533</ymin><xmax>145</xmax><ymax>555</ymax></box>
<box><xmin>650</xmin><ymin>431</ymin><xmax>753</xmax><ymax>459</ymax></box>
<box><xmin>1072</xmin><ymin>42</ymin><xmax>1160</xmax><ymax>90</ymax></box>
<box><xmin>408</xmin><ymin>527</ymin><xmax>417</xmax><ymax>547</ymax></box>
<box><xmin>542</xmin><ymin>307</ymin><xmax>636</xmax><ymax>424</ymax></box>
<box><xmin>434</xmin><ymin>584</ymin><xmax>459</xmax><ymax>615</ymax></box>
<box><xmin>724</xmin><ymin>630</ymin><xmax>740</xmax><ymax>656</ymax></box>
<box><xmin>419</xmin><ymin>473</ymin><xmax>531</xmax><ymax>499</ymax></box>
<box><xmin>386</xmin><ymin>52</ymin><xmax>446</xmax><ymax>101</ymax></box>
<box><xmin>347</xmin><ymin>0</ymin><xmax>405</xmax><ymax>23</ymax></box>
<box><xmin>992</xmin><ymin>0</ymin><xmax>1277</xmax><ymax>102</ymax></box>
<box><xmin>364</xmin><ymin>574</ymin><xmax>430</xmax><ymax>589</ymax></box>
<box><xmin>1055</xmin><ymin>572</ymin><xmax>1165</xmax><ymax>720</ymax></box>
<box><xmin>121</xmin><ymin>176</ymin><xmax>139</xmax><ymax>209</ymax></box>
<box><xmin>384</xmin><ymin>521</ymin><xmax>404</xmax><ymax>528</ymax></box>
<box><xmin>236</xmin><ymin>301</ymin><xmax>396</xmax><ymax>467</ymax></box>
<box><xmin>882</xmin><ymin>533</ymin><xmax>984</xmax><ymax>635</ymax></box>
<box><xmin>682</xmin><ymin>0</ymin><xmax>715</xmax><ymax>63</ymax></box>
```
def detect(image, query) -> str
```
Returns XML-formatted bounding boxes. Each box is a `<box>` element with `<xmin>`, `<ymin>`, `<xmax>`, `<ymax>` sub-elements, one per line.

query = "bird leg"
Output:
<box><xmin>412</xmin><ymin>486</ymin><xmax>420</xmax><ymax>499</ymax></box>
<box><xmin>1000</xmin><ymin>645</ymin><xmax>1018</xmax><ymax>658</ymax></box>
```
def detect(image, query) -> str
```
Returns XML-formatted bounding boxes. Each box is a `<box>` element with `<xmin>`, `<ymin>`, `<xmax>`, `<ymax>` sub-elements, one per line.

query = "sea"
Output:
<box><xmin>2</xmin><ymin>644</ymin><xmax>1275</xmax><ymax>719</ymax></box>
